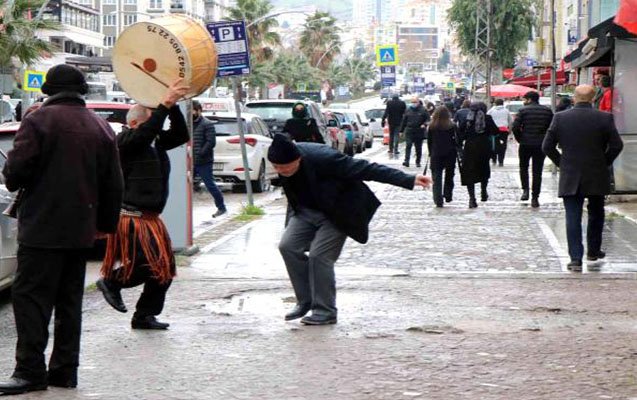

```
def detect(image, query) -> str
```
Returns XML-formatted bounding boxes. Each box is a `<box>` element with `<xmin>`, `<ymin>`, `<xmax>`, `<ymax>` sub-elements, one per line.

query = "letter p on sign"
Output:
<box><xmin>219</xmin><ymin>27</ymin><xmax>235</xmax><ymax>41</ymax></box>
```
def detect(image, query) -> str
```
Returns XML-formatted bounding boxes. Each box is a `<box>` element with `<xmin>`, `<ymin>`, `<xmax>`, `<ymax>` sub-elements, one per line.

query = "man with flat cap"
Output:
<box><xmin>268</xmin><ymin>134</ymin><xmax>431</xmax><ymax>325</ymax></box>
<box><xmin>0</xmin><ymin>64</ymin><xmax>124</xmax><ymax>394</ymax></box>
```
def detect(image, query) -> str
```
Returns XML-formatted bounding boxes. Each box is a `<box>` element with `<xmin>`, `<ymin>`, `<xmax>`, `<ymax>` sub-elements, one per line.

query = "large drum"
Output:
<box><xmin>113</xmin><ymin>15</ymin><xmax>217</xmax><ymax>107</ymax></box>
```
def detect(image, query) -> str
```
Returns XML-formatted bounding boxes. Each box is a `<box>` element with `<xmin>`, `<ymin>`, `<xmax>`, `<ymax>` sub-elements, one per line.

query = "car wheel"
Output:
<box><xmin>357</xmin><ymin>142</ymin><xmax>363</xmax><ymax>153</ymax></box>
<box><xmin>251</xmin><ymin>161</ymin><xmax>269</xmax><ymax>193</ymax></box>
<box><xmin>365</xmin><ymin>138</ymin><xmax>372</xmax><ymax>148</ymax></box>
<box><xmin>346</xmin><ymin>143</ymin><xmax>354</xmax><ymax>156</ymax></box>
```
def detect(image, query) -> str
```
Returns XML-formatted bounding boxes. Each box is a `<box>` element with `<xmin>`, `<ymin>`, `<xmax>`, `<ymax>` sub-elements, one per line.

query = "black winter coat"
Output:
<box><xmin>427</xmin><ymin>125</ymin><xmax>458</xmax><ymax>169</ymax></box>
<box><xmin>399</xmin><ymin>105</ymin><xmax>430</xmax><ymax>139</ymax></box>
<box><xmin>3</xmin><ymin>93</ymin><xmax>124</xmax><ymax>248</ymax></box>
<box><xmin>512</xmin><ymin>102</ymin><xmax>554</xmax><ymax>146</ymax></box>
<box><xmin>382</xmin><ymin>98</ymin><xmax>406</xmax><ymax>129</ymax></box>
<box><xmin>281</xmin><ymin>143</ymin><xmax>415</xmax><ymax>243</ymax></box>
<box><xmin>458</xmin><ymin>114</ymin><xmax>499</xmax><ymax>185</ymax></box>
<box><xmin>283</xmin><ymin>117</ymin><xmax>325</xmax><ymax>143</ymax></box>
<box><xmin>542</xmin><ymin>103</ymin><xmax>623</xmax><ymax>197</ymax></box>
<box><xmin>117</xmin><ymin>105</ymin><xmax>189</xmax><ymax>214</ymax></box>
<box><xmin>193</xmin><ymin>116</ymin><xmax>216</xmax><ymax>165</ymax></box>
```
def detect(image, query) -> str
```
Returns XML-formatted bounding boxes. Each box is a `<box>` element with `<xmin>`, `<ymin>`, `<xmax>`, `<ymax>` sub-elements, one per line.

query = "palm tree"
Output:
<box><xmin>225</xmin><ymin>0</ymin><xmax>281</xmax><ymax>63</ymax></box>
<box><xmin>299</xmin><ymin>11</ymin><xmax>340</xmax><ymax>70</ymax></box>
<box><xmin>342</xmin><ymin>57</ymin><xmax>375</xmax><ymax>95</ymax></box>
<box><xmin>0</xmin><ymin>0</ymin><xmax>60</xmax><ymax>68</ymax></box>
<box><xmin>268</xmin><ymin>52</ymin><xmax>320</xmax><ymax>94</ymax></box>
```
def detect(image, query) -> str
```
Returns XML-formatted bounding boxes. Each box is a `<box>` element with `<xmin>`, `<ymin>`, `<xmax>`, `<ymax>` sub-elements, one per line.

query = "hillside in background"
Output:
<box><xmin>270</xmin><ymin>0</ymin><xmax>352</xmax><ymax>20</ymax></box>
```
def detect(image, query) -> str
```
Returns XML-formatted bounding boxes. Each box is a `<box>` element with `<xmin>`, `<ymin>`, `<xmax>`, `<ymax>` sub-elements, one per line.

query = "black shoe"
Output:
<box><xmin>0</xmin><ymin>377</ymin><xmax>47</xmax><ymax>395</ymax></box>
<box><xmin>416</xmin><ymin>163</ymin><xmax>421</xmax><ymax>168</ymax></box>
<box><xmin>394</xmin><ymin>151</ymin><xmax>400</xmax><ymax>155</ymax></box>
<box><xmin>481</xmin><ymin>193</ymin><xmax>488</xmax><ymax>202</ymax></box>
<box><xmin>284</xmin><ymin>304</ymin><xmax>311</xmax><ymax>321</ymax></box>
<box><xmin>499</xmin><ymin>162</ymin><xmax>504</xmax><ymax>167</ymax></box>
<box><xmin>47</xmin><ymin>370</ymin><xmax>77</xmax><ymax>389</ymax></box>
<box><xmin>300</xmin><ymin>314</ymin><xmax>337</xmax><ymax>325</ymax></box>
<box><xmin>567</xmin><ymin>260</ymin><xmax>583</xmax><ymax>272</ymax></box>
<box><xmin>434</xmin><ymin>202</ymin><xmax>443</xmax><ymax>208</ymax></box>
<box><xmin>520</xmin><ymin>190</ymin><xmax>529</xmax><ymax>201</ymax></box>
<box><xmin>444</xmin><ymin>196</ymin><xmax>453</xmax><ymax>203</ymax></box>
<box><xmin>586</xmin><ymin>251</ymin><xmax>606</xmax><ymax>261</ymax></box>
<box><xmin>402</xmin><ymin>162</ymin><xmax>409</xmax><ymax>167</ymax></box>
<box><xmin>469</xmin><ymin>198</ymin><xmax>478</xmax><ymax>209</ymax></box>
<box><xmin>96</xmin><ymin>279</ymin><xmax>127</xmax><ymax>313</ymax></box>
<box><xmin>212</xmin><ymin>209</ymin><xmax>227</xmax><ymax>218</ymax></box>
<box><xmin>531</xmin><ymin>197</ymin><xmax>540</xmax><ymax>208</ymax></box>
<box><xmin>131</xmin><ymin>315</ymin><xmax>169</xmax><ymax>330</ymax></box>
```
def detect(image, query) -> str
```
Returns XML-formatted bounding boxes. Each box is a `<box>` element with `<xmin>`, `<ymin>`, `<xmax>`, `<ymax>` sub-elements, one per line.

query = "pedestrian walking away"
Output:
<box><xmin>98</xmin><ymin>79</ymin><xmax>190</xmax><ymax>331</ymax></box>
<box><xmin>427</xmin><ymin>106</ymin><xmax>457</xmax><ymax>207</ymax></box>
<box><xmin>381</xmin><ymin>94</ymin><xmax>406</xmax><ymax>156</ymax></box>
<box><xmin>0</xmin><ymin>64</ymin><xmax>124</xmax><ymax>395</ymax></box>
<box><xmin>282</xmin><ymin>102</ymin><xmax>324</xmax><ymax>143</ymax></box>
<box><xmin>457</xmin><ymin>102</ymin><xmax>499</xmax><ymax>208</ymax></box>
<box><xmin>487</xmin><ymin>99</ymin><xmax>512</xmax><ymax>167</ymax></box>
<box><xmin>453</xmin><ymin>99</ymin><xmax>471</xmax><ymax>128</ymax></box>
<box><xmin>542</xmin><ymin>84</ymin><xmax>623</xmax><ymax>271</ymax></box>
<box><xmin>512</xmin><ymin>91</ymin><xmax>554</xmax><ymax>208</ymax></box>
<box><xmin>192</xmin><ymin>100</ymin><xmax>227</xmax><ymax>218</ymax></box>
<box><xmin>400</xmin><ymin>96</ymin><xmax>430</xmax><ymax>168</ymax></box>
<box><xmin>268</xmin><ymin>134</ymin><xmax>431</xmax><ymax>325</ymax></box>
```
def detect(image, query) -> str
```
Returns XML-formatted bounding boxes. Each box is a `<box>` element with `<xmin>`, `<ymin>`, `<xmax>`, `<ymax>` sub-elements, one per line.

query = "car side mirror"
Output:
<box><xmin>328</xmin><ymin>119</ymin><xmax>338</xmax><ymax>127</ymax></box>
<box><xmin>369</xmin><ymin>118</ymin><xmax>376</xmax><ymax>123</ymax></box>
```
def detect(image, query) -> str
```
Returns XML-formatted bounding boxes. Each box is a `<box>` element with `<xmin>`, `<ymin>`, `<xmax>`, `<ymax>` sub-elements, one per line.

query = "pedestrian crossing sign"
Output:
<box><xmin>376</xmin><ymin>45</ymin><xmax>399</xmax><ymax>66</ymax></box>
<box><xmin>23</xmin><ymin>70</ymin><xmax>46</xmax><ymax>92</ymax></box>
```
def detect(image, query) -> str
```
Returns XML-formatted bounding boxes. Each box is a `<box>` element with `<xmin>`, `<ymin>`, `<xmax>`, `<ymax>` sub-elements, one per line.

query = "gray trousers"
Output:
<box><xmin>278</xmin><ymin>207</ymin><xmax>347</xmax><ymax>317</ymax></box>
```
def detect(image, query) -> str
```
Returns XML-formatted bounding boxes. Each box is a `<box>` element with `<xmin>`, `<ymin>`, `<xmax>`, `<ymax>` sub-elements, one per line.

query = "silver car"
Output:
<box><xmin>0</xmin><ymin>149</ymin><xmax>18</xmax><ymax>291</ymax></box>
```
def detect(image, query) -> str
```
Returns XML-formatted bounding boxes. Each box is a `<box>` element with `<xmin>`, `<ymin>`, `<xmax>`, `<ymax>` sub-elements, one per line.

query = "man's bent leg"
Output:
<box><xmin>586</xmin><ymin>196</ymin><xmax>605</xmax><ymax>255</ymax></box>
<box><xmin>278</xmin><ymin>212</ymin><xmax>318</xmax><ymax>307</ymax></box>
<box><xmin>307</xmin><ymin>217</ymin><xmax>347</xmax><ymax>317</ymax></box>
<box><xmin>48</xmin><ymin>250</ymin><xmax>86</xmax><ymax>387</ymax></box>
<box><xmin>195</xmin><ymin>163</ymin><xmax>226</xmax><ymax>212</ymax></box>
<box><xmin>563</xmin><ymin>195</ymin><xmax>585</xmax><ymax>261</ymax></box>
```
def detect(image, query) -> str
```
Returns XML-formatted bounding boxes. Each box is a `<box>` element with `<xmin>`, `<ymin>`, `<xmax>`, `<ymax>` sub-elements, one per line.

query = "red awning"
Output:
<box><xmin>508</xmin><ymin>70</ymin><xmax>568</xmax><ymax>88</ymax></box>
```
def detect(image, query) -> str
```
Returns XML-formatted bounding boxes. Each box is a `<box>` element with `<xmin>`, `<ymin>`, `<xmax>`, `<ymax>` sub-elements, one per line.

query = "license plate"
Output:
<box><xmin>212</xmin><ymin>162</ymin><xmax>223</xmax><ymax>171</ymax></box>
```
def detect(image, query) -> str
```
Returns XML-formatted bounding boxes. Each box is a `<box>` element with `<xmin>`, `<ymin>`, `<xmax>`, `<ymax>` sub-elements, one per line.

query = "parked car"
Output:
<box><xmin>322</xmin><ymin>111</ymin><xmax>347</xmax><ymax>153</ymax></box>
<box><xmin>348</xmin><ymin>109</ymin><xmax>374</xmax><ymax>149</ymax></box>
<box><xmin>332</xmin><ymin>111</ymin><xmax>355</xmax><ymax>156</ymax></box>
<box><xmin>205</xmin><ymin>112</ymin><xmax>276</xmax><ymax>193</ymax></box>
<box><xmin>85</xmin><ymin>101</ymin><xmax>132</xmax><ymax>134</ymax></box>
<box><xmin>195</xmin><ymin>97</ymin><xmax>238</xmax><ymax>115</ymax></box>
<box><xmin>328</xmin><ymin>102</ymin><xmax>350</xmax><ymax>110</ymax></box>
<box><xmin>329</xmin><ymin>110</ymin><xmax>362</xmax><ymax>155</ymax></box>
<box><xmin>244</xmin><ymin>99</ymin><xmax>331</xmax><ymax>146</ymax></box>
<box><xmin>505</xmin><ymin>98</ymin><xmax>552</xmax><ymax>119</ymax></box>
<box><xmin>364</xmin><ymin>108</ymin><xmax>386</xmax><ymax>138</ymax></box>
<box><xmin>0</xmin><ymin>148</ymin><xmax>18</xmax><ymax>292</ymax></box>
<box><xmin>342</xmin><ymin>111</ymin><xmax>368</xmax><ymax>153</ymax></box>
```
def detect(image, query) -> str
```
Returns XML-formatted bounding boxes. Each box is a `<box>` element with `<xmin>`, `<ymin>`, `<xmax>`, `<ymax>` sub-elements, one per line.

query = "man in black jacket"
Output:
<box><xmin>268</xmin><ymin>134</ymin><xmax>431</xmax><ymax>325</ymax></box>
<box><xmin>400</xmin><ymin>96</ymin><xmax>430</xmax><ymax>168</ymax></box>
<box><xmin>0</xmin><ymin>64</ymin><xmax>124</xmax><ymax>395</ymax></box>
<box><xmin>382</xmin><ymin>94</ymin><xmax>406</xmax><ymax>155</ymax></box>
<box><xmin>542</xmin><ymin>85</ymin><xmax>623</xmax><ymax>271</ymax></box>
<box><xmin>192</xmin><ymin>100</ymin><xmax>226</xmax><ymax>218</ymax></box>
<box><xmin>97</xmin><ymin>79</ymin><xmax>189</xmax><ymax>330</ymax></box>
<box><xmin>512</xmin><ymin>91</ymin><xmax>554</xmax><ymax>207</ymax></box>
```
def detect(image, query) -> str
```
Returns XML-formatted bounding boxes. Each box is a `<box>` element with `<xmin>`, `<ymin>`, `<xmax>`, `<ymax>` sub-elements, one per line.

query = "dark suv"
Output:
<box><xmin>244</xmin><ymin>99</ymin><xmax>331</xmax><ymax>146</ymax></box>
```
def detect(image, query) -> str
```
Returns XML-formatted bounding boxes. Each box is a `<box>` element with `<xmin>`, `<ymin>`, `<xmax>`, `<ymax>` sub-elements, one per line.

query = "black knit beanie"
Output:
<box><xmin>41</xmin><ymin>64</ymin><xmax>88</xmax><ymax>96</ymax></box>
<box><xmin>268</xmin><ymin>134</ymin><xmax>301</xmax><ymax>164</ymax></box>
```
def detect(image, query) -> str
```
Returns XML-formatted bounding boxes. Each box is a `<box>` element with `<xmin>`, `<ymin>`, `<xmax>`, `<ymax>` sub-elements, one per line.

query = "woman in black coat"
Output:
<box><xmin>457</xmin><ymin>102</ymin><xmax>499</xmax><ymax>208</ymax></box>
<box><xmin>427</xmin><ymin>106</ymin><xmax>457</xmax><ymax>207</ymax></box>
<box><xmin>282</xmin><ymin>102</ymin><xmax>324</xmax><ymax>144</ymax></box>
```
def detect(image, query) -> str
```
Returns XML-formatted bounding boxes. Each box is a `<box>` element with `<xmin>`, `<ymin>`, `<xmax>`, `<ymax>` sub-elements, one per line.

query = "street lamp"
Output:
<box><xmin>314</xmin><ymin>37</ymin><xmax>358</xmax><ymax>68</ymax></box>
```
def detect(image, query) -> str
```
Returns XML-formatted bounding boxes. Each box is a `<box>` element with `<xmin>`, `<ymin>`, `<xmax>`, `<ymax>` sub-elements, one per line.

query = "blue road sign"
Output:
<box><xmin>24</xmin><ymin>70</ymin><xmax>46</xmax><ymax>92</ymax></box>
<box><xmin>206</xmin><ymin>20</ymin><xmax>251</xmax><ymax>77</ymax></box>
<box><xmin>380</xmin><ymin>66</ymin><xmax>396</xmax><ymax>87</ymax></box>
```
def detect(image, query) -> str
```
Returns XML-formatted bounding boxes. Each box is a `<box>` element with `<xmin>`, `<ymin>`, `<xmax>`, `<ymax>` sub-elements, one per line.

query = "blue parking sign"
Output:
<box><xmin>206</xmin><ymin>20</ymin><xmax>251</xmax><ymax>77</ymax></box>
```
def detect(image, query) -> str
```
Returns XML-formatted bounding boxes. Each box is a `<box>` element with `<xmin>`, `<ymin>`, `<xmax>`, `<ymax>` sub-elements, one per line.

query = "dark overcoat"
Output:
<box><xmin>542</xmin><ymin>103</ymin><xmax>623</xmax><ymax>197</ymax></box>
<box><xmin>281</xmin><ymin>143</ymin><xmax>415</xmax><ymax>243</ymax></box>
<box><xmin>3</xmin><ymin>93</ymin><xmax>124</xmax><ymax>248</ymax></box>
<box><xmin>457</xmin><ymin>114</ymin><xmax>499</xmax><ymax>185</ymax></box>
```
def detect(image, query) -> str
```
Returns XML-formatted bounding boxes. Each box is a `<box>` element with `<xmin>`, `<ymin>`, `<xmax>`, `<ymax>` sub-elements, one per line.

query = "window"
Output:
<box><xmin>78</xmin><ymin>0</ymin><xmax>92</xmax><ymax>5</ymax></box>
<box><xmin>103</xmin><ymin>0</ymin><xmax>115</xmax><ymax>4</ymax></box>
<box><xmin>149</xmin><ymin>0</ymin><xmax>162</xmax><ymax>8</ymax></box>
<box><xmin>104</xmin><ymin>35</ymin><xmax>115</xmax><ymax>47</ymax></box>
<box><xmin>124</xmin><ymin>0</ymin><xmax>136</xmax><ymax>4</ymax></box>
<box><xmin>103</xmin><ymin>14</ymin><xmax>116</xmax><ymax>26</ymax></box>
<box><xmin>124</xmin><ymin>14</ymin><xmax>137</xmax><ymax>25</ymax></box>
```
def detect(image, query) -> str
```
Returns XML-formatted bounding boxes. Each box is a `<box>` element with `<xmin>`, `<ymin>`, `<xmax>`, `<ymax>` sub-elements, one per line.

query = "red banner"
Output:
<box><xmin>615</xmin><ymin>0</ymin><xmax>637</xmax><ymax>35</ymax></box>
<box><xmin>503</xmin><ymin>69</ymin><xmax>514</xmax><ymax>80</ymax></box>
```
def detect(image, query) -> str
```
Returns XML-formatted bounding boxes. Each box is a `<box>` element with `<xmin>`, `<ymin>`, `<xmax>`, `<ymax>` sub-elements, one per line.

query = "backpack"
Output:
<box><xmin>465</xmin><ymin>109</ymin><xmax>486</xmax><ymax>135</ymax></box>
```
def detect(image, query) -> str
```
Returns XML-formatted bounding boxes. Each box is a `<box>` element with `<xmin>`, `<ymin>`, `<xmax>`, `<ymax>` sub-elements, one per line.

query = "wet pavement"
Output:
<box><xmin>1</xmin><ymin>140</ymin><xmax>637</xmax><ymax>399</ymax></box>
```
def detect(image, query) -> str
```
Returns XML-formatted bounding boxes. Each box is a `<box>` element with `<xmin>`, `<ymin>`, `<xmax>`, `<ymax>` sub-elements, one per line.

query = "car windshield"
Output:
<box><xmin>365</xmin><ymin>109</ymin><xmax>384</xmax><ymax>119</ymax></box>
<box><xmin>89</xmin><ymin>108</ymin><xmax>129</xmax><ymax>124</ymax></box>
<box><xmin>209</xmin><ymin>120</ymin><xmax>248</xmax><ymax>136</ymax></box>
<box><xmin>244</xmin><ymin>103</ymin><xmax>294</xmax><ymax>121</ymax></box>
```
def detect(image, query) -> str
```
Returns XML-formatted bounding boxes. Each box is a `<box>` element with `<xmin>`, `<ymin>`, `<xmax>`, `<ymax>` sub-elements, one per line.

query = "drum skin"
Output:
<box><xmin>113</xmin><ymin>15</ymin><xmax>217</xmax><ymax>107</ymax></box>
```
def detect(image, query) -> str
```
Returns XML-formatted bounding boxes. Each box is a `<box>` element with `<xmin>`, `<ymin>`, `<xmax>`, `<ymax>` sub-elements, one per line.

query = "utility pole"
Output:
<box><xmin>471</xmin><ymin>0</ymin><xmax>492</xmax><ymax>100</ymax></box>
<box><xmin>549</xmin><ymin>0</ymin><xmax>557</xmax><ymax>112</ymax></box>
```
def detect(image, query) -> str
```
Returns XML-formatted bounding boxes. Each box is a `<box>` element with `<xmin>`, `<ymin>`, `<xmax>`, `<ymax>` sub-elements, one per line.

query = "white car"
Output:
<box><xmin>505</xmin><ymin>98</ymin><xmax>552</xmax><ymax>119</ymax></box>
<box><xmin>0</xmin><ymin>136</ymin><xmax>19</xmax><ymax>292</ymax></box>
<box><xmin>363</xmin><ymin>108</ymin><xmax>385</xmax><ymax>138</ymax></box>
<box><xmin>206</xmin><ymin>112</ymin><xmax>277</xmax><ymax>193</ymax></box>
<box><xmin>345</xmin><ymin>110</ymin><xmax>374</xmax><ymax>149</ymax></box>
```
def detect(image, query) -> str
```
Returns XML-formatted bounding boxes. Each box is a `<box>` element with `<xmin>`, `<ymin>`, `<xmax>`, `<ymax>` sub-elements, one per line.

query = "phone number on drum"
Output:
<box><xmin>146</xmin><ymin>25</ymin><xmax>187</xmax><ymax>78</ymax></box>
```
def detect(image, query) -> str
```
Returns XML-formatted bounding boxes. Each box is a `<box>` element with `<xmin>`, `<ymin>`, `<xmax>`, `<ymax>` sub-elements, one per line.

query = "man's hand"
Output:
<box><xmin>161</xmin><ymin>78</ymin><xmax>190</xmax><ymax>108</ymax></box>
<box><xmin>414</xmin><ymin>174</ymin><xmax>432</xmax><ymax>189</ymax></box>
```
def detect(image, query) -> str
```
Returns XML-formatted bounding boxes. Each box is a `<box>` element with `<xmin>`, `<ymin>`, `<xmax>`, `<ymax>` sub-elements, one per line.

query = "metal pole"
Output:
<box><xmin>485</xmin><ymin>0</ymin><xmax>492</xmax><ymax>102</ymax></box>
<box><xmin>232</xmin><ymin>77</ymin><xmax>254</xmax><ymax>206</ymax></box>
<box><xmin>471</xmin><ymin>5</ymin><xmax>480</xmax><ymax>94</ymax></box>
<box><xmin>550</xmin><ymin>0</ymin><xmax>557</xmax><ymax>112</ymax></box>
